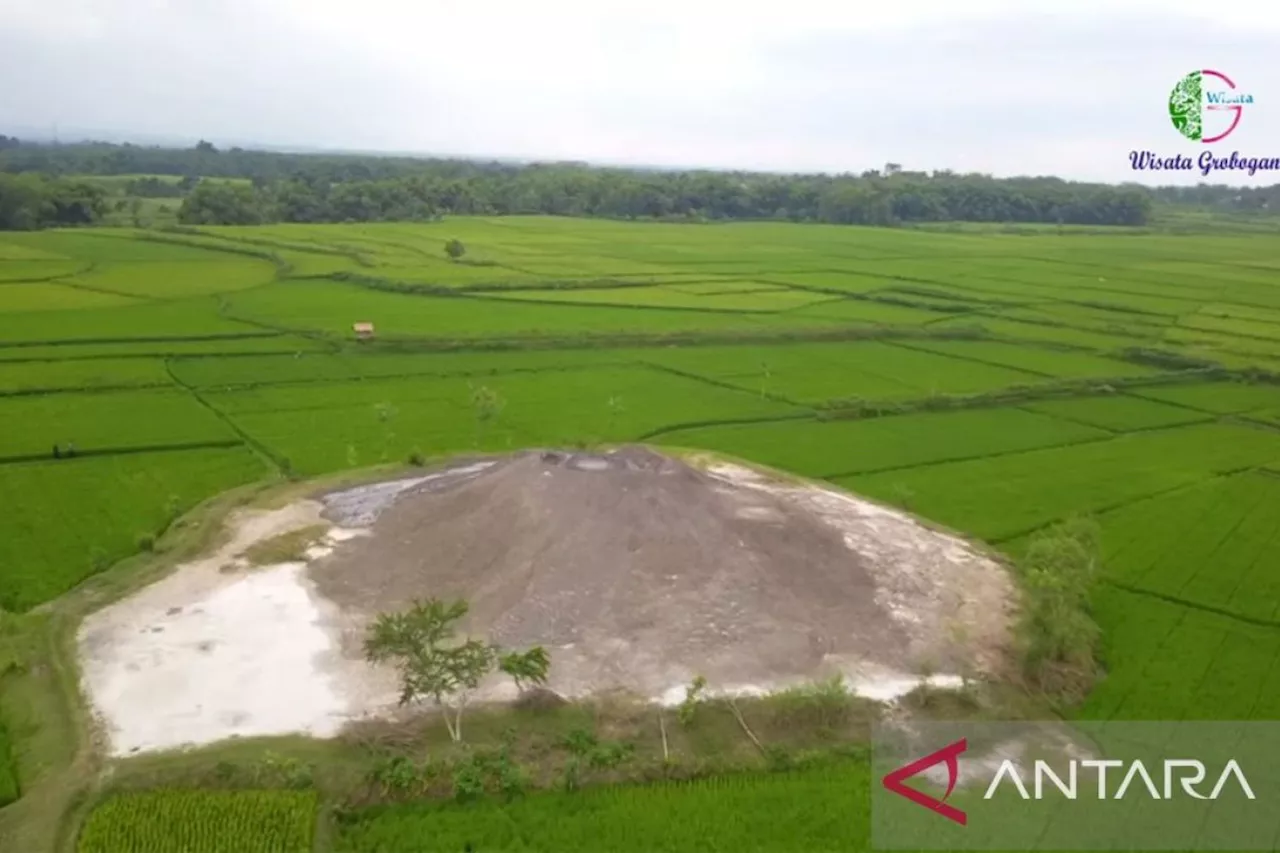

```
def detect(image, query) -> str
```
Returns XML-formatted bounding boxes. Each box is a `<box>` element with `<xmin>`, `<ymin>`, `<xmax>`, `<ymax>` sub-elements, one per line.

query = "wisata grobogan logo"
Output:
<box><xmin>1168</xmin><ymin>69</ymin><xmax>1253</xmax><ymax>143</ymax></box>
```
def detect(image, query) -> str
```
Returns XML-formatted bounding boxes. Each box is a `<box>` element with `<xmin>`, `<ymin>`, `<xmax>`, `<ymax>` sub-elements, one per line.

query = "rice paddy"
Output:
<box><xmin>1</xmin><ymin>216</ymin><xmax>1279</xmax><ymax>853</ymax></box>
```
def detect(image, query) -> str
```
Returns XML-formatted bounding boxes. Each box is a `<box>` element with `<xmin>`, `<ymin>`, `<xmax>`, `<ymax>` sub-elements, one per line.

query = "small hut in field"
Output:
<box><xmin>353</xmin><ymin>322</ymin><xmax>375</xmax><ymax>342</ymax></box>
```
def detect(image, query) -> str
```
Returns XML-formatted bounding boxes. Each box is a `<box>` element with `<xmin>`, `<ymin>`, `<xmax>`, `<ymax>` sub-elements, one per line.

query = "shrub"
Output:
<box><xmin>1016</xmin><ymin>517</ymin><xmax>1103</xmax><ymax>705</ymax></box>
<box><xmin>0</xmin><ymin>723</ymin><xmax>18</xmax><ymax>807</ymax></box>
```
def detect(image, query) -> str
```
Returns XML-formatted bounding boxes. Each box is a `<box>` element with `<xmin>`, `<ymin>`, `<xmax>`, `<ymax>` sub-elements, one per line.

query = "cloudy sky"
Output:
<box><xmin>2</xmin><ymin>0</ymin><xmax>1279</xmax><ymax>185</ymax></box>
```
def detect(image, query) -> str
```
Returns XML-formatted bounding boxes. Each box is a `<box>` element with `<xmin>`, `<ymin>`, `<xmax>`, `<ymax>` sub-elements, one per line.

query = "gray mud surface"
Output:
<box><xmin>309</xmin><ymin>446</ymin><xmax>1012</xmax><ymax>701</ymax></box>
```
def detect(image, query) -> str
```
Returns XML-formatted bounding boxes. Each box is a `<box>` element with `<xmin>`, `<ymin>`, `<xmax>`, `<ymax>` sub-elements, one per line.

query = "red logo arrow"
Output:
<box><xmin>882</xmin><ymin>738</ymin><xmax>968</xmax><ymax>826</ymax></box>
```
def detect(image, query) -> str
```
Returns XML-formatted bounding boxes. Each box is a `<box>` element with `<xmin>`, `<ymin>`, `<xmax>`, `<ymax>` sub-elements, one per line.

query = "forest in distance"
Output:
<box><xmin>3</xmin><ymin>135</ymin><xmax>1277</xmax><ymax>231</ymax></box>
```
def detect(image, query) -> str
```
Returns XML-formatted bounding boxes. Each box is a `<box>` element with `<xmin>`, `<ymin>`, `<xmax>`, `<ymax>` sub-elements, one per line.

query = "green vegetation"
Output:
<box><xmin>0</xmin><ymin>213</ymin><xmax>1279</xmax><ymax>853</ymax></box>
<box><xmin>240</xmin><ymin>525</ymin><xmax>330</xmax><ymax>567</ymax></box>
<box><xmin>2</xmin><ymin>139</ymin><xmax>1158</xmax><ymax>228</ymax></box>
<box><xmin>0</xmin><ymin>725</ymin><xmax>17</xmax><ymax>808</ymax></box>
<box><xmin>333</xmin><ymin>758</ymin><xmax>868</xmax><ymax>852</ymax></box>
<box><xmin>1014</xmin><ymin>518</ymin><xmax>1103</xmax><ymax>705</ymax></box>
<box><xmin>665</xmin><ymin>408</ymin><xmax>1108</xmax><ymax>478</ymax></box>
<box><xmin>1022</xmin><ymin>394</ymin><xmax>1212</xmax><ymax>431</ymax></box>
<box><xmin>77</xmin><ymin>790</ymin><xmax>316</xmax><ymax>853</ymax></box>
<box><xmin>0</xmin><ymin>447</ymin><xmax>266</xmax><ymax>609</ymax></box>
<box><xmin>846</xmin><ymin>422</ymin><xmax>1280</xmax><ymax>542</ymax></box>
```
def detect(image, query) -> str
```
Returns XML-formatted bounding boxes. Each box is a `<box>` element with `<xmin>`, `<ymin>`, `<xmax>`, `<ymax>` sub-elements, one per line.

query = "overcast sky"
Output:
<box><xmin>3</xmin><ymin>0</ymin><xmax>1279</xmax><ymax>185</ymax></box>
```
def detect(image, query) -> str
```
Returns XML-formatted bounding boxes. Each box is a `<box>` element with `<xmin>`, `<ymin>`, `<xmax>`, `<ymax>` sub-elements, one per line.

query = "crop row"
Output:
<box><xmin>0</xmin><ymin>358</ymin><xmax>172</xmax><ymax>395</ymax></box>
<box><xmin>1022</xmin><ymin>394</ymin><xmax>1212</xmax><ymax>431</ymax></box>
<box><xmin>1099</xmin><ymin>472</ymin><xmax>1280</xmax><ymax>621</ymax></box>
<box><xmin>78</xmin><ymin>790</ymin><xmax>317</xmax><ymax>853</ymax></box>
<box><xmin>1134</xmin><ymin>381</ymin><xmax>1280</xmax><ymax>414</ymax></box>
<box><xmin>0</xmin><ymin>298</ymin><xmax>272</xmax><ymax>346</ymax></box>
<box><xmin>842</xmin><ymin>421</ymin><xmax>1280</xmax><ymax>542</ymax></box>
<box><xmin>0</xmin><ymin>447</ymin><xmax>266</xmax><ymax>610</ymax></box>
<box><xmin>334</xmin><ymin>759</ymin><xmax>870</xmax><ymax>852</ymax></box>
<box><xmin>662</xmin><ymin>407</ymin><xmax>1108</xmax><ymax>478</ymax></box>
<box><xmin>202</xmin><ymin>366</ymin><xmax>801</xmax><ymax>475</ymax></box>
<box><xmin>0</xmin><ymin>388</ymin><xmax>235</xmax><ymax>459</ymax></box>
<box><xmin>1081</xmin><ymin>585</ymin><xmax>1280</xmax><ymax>722</ymax></box>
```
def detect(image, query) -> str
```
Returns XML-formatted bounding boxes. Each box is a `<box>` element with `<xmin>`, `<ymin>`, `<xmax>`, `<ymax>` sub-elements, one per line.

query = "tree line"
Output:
<box><xmin>2</xmin><ymin>136</ymin><xmax>1275</xmax><ymax>230</ymax></box>
<box><xmin>0</xmin><ymin>172</ymin><xmax>107</xmax><ymax>230</ymax></box>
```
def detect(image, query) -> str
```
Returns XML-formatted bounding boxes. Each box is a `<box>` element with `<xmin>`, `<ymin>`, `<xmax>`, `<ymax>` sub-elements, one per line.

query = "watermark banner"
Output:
<box><xmin>872</xmin><ymin>721</ymin><xmax>1280</xmax><ymax>850</ymax></box>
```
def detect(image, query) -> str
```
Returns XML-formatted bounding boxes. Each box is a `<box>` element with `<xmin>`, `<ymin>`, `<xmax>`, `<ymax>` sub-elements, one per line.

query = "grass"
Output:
<box><xmin>844</xmin><ymin>421</ymin><xmax>1280</xmax><ymax>541</ymax></box>
<box><xmin>332</xmin><ymin>758</ymin><xmax>869</xmax><ymax>852</ymax></box>
<box><xmin>0</xmin><ymin>447</ymin><xmax>267</xmax><ymax>610</ymax></box>
<box><xmin>77</xmin><ymin>790</ymin><xmax>317</xmax><ymax>853</ymax></box>
<box><xmin>0</xmin><ymin>359</ymin><xmax>172</xmax><ymax>394</ymax></box>
<box><xmin>3</xmin><ymin>216</ymin><xmax>1280</xmax><ymax>852</ymax></box>
<box><xmin>203</xmin><ymin>365</ymin><xmax>803</xmax><ymax>475</ymax></box>
<box><xmin>239</xmin><ymin>525</ymin><xmax>330</xmax><ymax>568</ymax></box>
<box><xmin>1133</xmin><ymin>381</ymin><xmax>1280</xmax><ymax>414</ymax></box>
<box><xmin>662</xmin><ymin>407</ymin><xmax>1109</xmax><ymax>478</ymax></box>
<box><xmin>1021</xmin><ymin>394</ymin><xmax>1213</xmax><ymax>431</ymax></box>
<box><xmin>0</xmin><ymin>299</ymin><xmax>275</xmax><ymax>346</ymax></box>
<box><xmin>63</xmin><ymin>259</ymin><xmax>278</xmax><ymax>299</ymax></box>
<box><xmin>0</xmin><ymin>389</ymin><xmax>237</xmax><ymax>458</ymax></box>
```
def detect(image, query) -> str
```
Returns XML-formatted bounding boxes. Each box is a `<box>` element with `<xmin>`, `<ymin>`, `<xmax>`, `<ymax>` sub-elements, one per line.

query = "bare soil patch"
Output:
<box><xmin>77</xmin><ymin>447</ymin><xmax>1015</xmax><ymax>757</ymax></box>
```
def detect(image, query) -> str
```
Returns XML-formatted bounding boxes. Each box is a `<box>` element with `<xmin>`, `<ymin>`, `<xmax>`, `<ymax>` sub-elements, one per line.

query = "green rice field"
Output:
<box><xmin>1</xmin><ymin>216</ymin><xmax>1279</xmax><ymax>852</ymax></box>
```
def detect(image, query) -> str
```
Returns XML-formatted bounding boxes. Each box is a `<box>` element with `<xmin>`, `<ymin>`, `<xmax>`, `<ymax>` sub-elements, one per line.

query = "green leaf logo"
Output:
<box><xmin>1169</xmin><ymin>70</ymin><xmax>1203</xmax><ymax>141</ymax></box>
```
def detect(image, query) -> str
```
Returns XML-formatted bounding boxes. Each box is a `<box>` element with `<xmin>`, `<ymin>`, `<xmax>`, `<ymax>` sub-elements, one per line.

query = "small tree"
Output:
<box><xmin>499</xmin><ymin>646</ymin><xmax>551</xmax><ymax>694</ymax></box>
<box><xmin>606</xmin><ymin>396</ymin><xmax>624</xmax><ymax>436</ymax></box>
<box><xmin>445</xmin><ymin>238</ymin><xmax>466</xmax><ymax>261</ymax></box>
<box><xmin>363</xmin><ymin>598</ymin><xmax>497</xmax><ymax>743</ymax></box>
<box><xmin>470</xmin><ymin>385</ymin><xmax>504</xmax><ymax>447</ymax></box>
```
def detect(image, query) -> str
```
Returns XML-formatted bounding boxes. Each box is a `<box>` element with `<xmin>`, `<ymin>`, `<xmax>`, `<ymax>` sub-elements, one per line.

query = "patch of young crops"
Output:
<box><xmin>1022</xmin><ymin>394</ymin><xmax>1212</xmax><ymax>431</ymax></box>
<box><xmin>0</xmin><ymin>335</ymin><xmax>324</xmax><ymax>361</ymax></box>
<box><xmin>170</xmin><ymin>349</ymin><xmax>628</xmax><ymax>389</ymax></box>
<box><xmin>664</xmin><ymin>407</ymin><xmax>1107</xmax><ymax>478</ymax></box>
<box><xmin>0</xmin><ymin>239</ymin><xmax>68</xmax><ymax>261</ymax></box>
<box><xmin>0</xmin><ymin>230</ymin><xmax>241</xmax><ymax>263</ymax></box>
<box><xmin>477</xmin><ymin>284</ymin><xmax>832</xmax><ymax>312</ymax></box>
<box><xmin>637</xmin><ymin>340</ymin><xmax>1041</xmax><ymax>404</ymax></box>
<box><xmin>0</xmin><ymin>259</ymin><xmax>86</xmax><ymax>280</ymax></box>
<box><xmin>77</xmin><ymin>790</ymin><xmax>317</xmax><ymax>853</ymax></box>
<box><xmin>1133</xmin><ymin>381</ymin><xmax>1280</xmax><ymax>414</ymax></box>
<box><xmin>224</xmin><ymin>280</ymin><xmax>831</xmax><ymax>340</ymax></box>
<box><xmin>0</xmin><ymin>358</ymin><xmax>172</xmax><ymax>394</ymax></box>
<box><xmin>843</xmin><ymin>422</ymin><xmax>1280</xmax><ymax>542</ymax></box>
<box><xmin>1082</xmin><ymin>586</ymin><xmax>1280</xmax><ymax>721</ymax></box>
<box><xmin>0</xmin><ymin>298</ymin><xmax>270</xmax><ymax>345</ymax></box>
<box><xmin>210</xmin><ymin>366</ymin><xmax>801</xmax><ymax>474</ymax></box>
<box><xmin>0</xmin><ymin>446</ymin><xmax>266</xmax><ymax>610</ymax></box>
<box><xmin>66</xmin><ymin>259</ymin><xmax>278</xmax><ymax>298</ymax></box>
<box><xmin>933</xmin><ymin>314</ymin><xmax>1149</xmax><ymax>351</ymax></box>
<box><xmin>1179</xmin><ymin>313</ymin><xmax>1280</xmax><ymax>342</ymax></box>
<box><xmin>1099</xmin><ymin>472</ymin><xmax>1280</xmax><ymax>621</ymax></box>
<box><xmin>901</xmin><ymin>339</ymin><xmax>1159</xmax><ymax>379</ymax></box>
<box><xmin>335</xmin><ymin>759</ymin><xmax>870</xmax><ymax>853</ymax></box>
<box><xmin>0</xmin><ymin>283</ymin><xmax>140</xmax><ymax>314</ymax></box>
<box><xmin>0</xmin><ymin>388</ymin><xmax>236</xmax><ymax>458</ymax></box>
<box><xmin>663</xmin><ymin>279</ymin><xmax>787</xmax><ymax>295</ymax></box>
<box><xmin>761</xmin><ymin>271</ymin><xmax>898</xmax><ymax>293</ymax></box>
<box><xmin>788</xmin><ymin>297</ymin><xmax>946</xmax><ymax>325</ymax></box>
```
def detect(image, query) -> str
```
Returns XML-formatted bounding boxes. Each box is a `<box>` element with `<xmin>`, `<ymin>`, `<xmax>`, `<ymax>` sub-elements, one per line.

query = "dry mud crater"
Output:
<box><xmin>77</xmin><ymin>447</ymin><xmax>1015</xmax><ymax>757</ymax></box>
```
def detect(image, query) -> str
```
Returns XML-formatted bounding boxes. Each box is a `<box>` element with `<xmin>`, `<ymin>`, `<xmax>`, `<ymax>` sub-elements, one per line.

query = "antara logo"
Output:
<box><xmin>883</xmin><ymin>738</ymin><xmax>1257</xmax><ymax>827</ymax></box>
<box><xmin>984</xmin><ymin>758</ymin><xmax>1256</xmax><ymax>801</ymax></box>
<box><xmin>881</xmin><ymin>738</ymin><xmax>968</xmax><ymax>826</ymax></box>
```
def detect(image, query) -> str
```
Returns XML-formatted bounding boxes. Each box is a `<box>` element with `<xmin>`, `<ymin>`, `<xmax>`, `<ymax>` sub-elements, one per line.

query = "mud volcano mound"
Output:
<box><xmin>313</xmin><ymin>447</ymin><xmax>1013</xmax><ymax>702</ymax></box>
